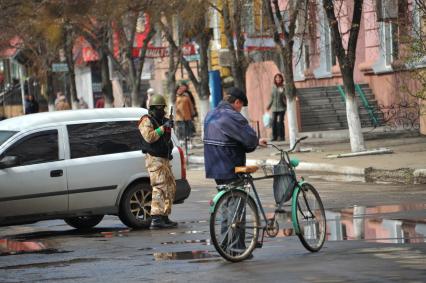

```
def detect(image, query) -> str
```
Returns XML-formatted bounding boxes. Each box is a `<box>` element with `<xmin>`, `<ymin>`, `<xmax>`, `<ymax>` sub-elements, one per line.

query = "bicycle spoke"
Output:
<box><xmin>210</xmin><ymin>189</ymin><xmax>260</xmax><ymax>262</ymax></box>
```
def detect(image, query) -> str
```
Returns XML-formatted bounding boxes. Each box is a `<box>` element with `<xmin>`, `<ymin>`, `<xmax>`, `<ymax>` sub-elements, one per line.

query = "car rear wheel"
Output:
<box><xmin>64</xmin><ymin>215</ymin><xmax>104</xmax><ymax>230</ymax></box>
<box><xmin>119</xmin><ymin>182</ymin><xmax>152</xmax><ymax>229</ymax></box>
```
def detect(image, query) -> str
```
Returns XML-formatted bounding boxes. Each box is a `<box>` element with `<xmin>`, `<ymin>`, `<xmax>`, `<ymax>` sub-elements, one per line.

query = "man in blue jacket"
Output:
<box><xmin>204</xmin><ymin>87</ymin><xmax>267</xmax><ymax>184</ymax></box>
<box><xmin>204</xmin><ymin>87</ymin><xmax>267</xmax><ymax>258</ymax></box>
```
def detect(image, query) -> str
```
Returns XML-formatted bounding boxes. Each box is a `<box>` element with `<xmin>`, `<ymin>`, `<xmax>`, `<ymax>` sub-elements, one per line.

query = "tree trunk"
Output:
<box><xmin>198</xmin><ymin>98</ymin><xmax>210</xmax><ymax>139</ymax></box>
<box><xmin>345</xmin><ymin>93</ymin><xmax>366</xmax><ymax>152</ymax></box>
<box><xmin>342</xmin><ymin>71</ymin><xmax>366</xmax><ymax>152</ymax></box>
<box><xmin>167</xmin><ymin>46</ymin><xmax>177</xmax><ymax>106</ymax></box>
<box><xmin>283</xmin><ymin>48</ymin><xmax>299</xmax><ymax>150</ymax></box>
<box><xmin>100</xmin><ymin>52</ymin><xmax>113</xmax><ymax>107</ymax></box>
<box><xmin>130</xmin><ymin>83</ymin><xmax>139</xmax><ymax>107</ymax></box>
<box><xmin>64</xmin><ymin>28</ymin><xmax>78</xmax><ymax>109</ymax></box>
<box><xmin>323</xmin><ymin>0</ymin><xmax>365</xmax><ymax>152</ymax></box>
<box><xmin>46</xmin><ymin>70</ymin><xmax>55</xmax><ymax>112</ymax></box>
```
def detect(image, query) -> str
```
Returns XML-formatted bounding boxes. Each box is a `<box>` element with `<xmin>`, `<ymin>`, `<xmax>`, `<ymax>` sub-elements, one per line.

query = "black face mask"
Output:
<box><xmin>150</xmin><ymin>107</ymin><xmax>165</xmax><ymax>122</ymax></box>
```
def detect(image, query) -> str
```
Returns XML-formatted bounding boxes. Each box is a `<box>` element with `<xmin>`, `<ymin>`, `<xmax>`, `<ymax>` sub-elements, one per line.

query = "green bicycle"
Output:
<box><xmin>209</xmin><ymin>136</ymin><xmax>326</xmax><ymax>262</ymax></box>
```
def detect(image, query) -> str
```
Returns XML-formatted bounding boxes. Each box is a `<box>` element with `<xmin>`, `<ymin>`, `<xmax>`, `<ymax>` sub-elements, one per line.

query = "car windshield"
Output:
<box><xmin>0</xmin><ymin>131</ymin><xmax>17</xmax><ymax>147</ymax></box>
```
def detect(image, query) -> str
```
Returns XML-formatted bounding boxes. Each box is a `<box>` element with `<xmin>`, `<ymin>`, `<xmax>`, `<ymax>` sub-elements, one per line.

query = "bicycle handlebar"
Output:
<box><xmin>267</xmin><ymin>136</ymin><xmax>308</xmax><ymax>153</ymax></box>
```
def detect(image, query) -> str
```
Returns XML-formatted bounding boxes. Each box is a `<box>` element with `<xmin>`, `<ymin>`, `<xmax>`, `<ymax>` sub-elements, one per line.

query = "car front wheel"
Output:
<box><xmin>119</xmin><ymin>182</ymin><xmax>152</xmax><ymax>229</ymax></box>
<box><xmin>64</xmin><ymin>215</ymin><xmax>104</xmax><ymax>230</ymax></box>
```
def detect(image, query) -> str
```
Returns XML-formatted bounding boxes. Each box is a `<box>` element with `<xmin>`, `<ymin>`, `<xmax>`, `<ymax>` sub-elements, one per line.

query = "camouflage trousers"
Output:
<box><xmin>145</xmin><ymin>154</ymin><xmax>176</xmax><ymax>216</ymax></box>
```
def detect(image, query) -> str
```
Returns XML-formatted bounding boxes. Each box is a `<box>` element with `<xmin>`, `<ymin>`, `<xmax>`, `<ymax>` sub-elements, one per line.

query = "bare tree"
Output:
<box><xmin>221</xmin><ymin>0</ymin><xmax>249</xmax><ymax>91</ymax></box>
<box><xmin>264</xmin><ymin>0</ymin><xmax>307</xmax><ymax>150</ymax></box>
<box><xmin>323</xmin><ymin>0</ymin><xmax>366</xmax><ymax>152</ymax></box>
<box><xmin>74</xmin><ymin>0</ymin><xmax>158</xmax><ymax>107</ymax></box>
<box><xmin>158</xmin><ymin>0</ymin><xmax>212</xmax><ymax>127</ymax></box>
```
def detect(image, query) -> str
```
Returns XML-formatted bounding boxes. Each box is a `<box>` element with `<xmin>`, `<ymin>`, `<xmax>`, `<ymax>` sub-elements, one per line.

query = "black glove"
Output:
<box><xmin>163</xmin><ymin>120</ymin><xmax>174</xmax><ymax>129</ymax></box>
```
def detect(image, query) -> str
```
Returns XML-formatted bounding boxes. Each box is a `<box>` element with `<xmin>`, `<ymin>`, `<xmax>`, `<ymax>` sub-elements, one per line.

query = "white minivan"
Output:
<box><xmin>0</xmin><ymin>108</ymin><xmax>191</xmax><ymax>229</ymax></box>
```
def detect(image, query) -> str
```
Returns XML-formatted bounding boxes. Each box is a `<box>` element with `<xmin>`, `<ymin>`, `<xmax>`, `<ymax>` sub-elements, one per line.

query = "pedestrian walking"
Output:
<box><xmin>266</xmin><ymin>73</ymin><xmax>286</xmax><ymax>141</ymax></box>
<box><xmin>177</xmin><ymin>82</ymin><xmax>198</xmax><ymax>118</ymax></box>
<box><xmin>55</xmin><ymin>95</ymin><xmax>71</xmax><ymax>111</ymax></box>
<box><xmin>24</xmin><ymin>94</ymin><xmax>39</xmax><ymax>114</ymax></box>
<box><xmin>95</xmin><ymin>95</ymin><xmax>105</xmax><ymax>108</ymax></box>
<box><xmin>175</xmin><ymin>84</ymin><xmax>195</xmax><ymax>148</ymax></box>
<box><xmin>138</xmin><ymin>94</ymin><xmax>178</xmax><ymax>229</ymax></box>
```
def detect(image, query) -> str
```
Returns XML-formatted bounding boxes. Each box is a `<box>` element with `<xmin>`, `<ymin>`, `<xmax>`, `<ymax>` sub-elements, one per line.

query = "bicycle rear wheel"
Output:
<box><xmin>210</xmin><ymin>189</ymin><xmax>260</xmax><ymax>262</ymax></box>
<box><xmin>293</xmin><ymin>183</ymin><xmax>326</xmax><ymax>252</ymax></box>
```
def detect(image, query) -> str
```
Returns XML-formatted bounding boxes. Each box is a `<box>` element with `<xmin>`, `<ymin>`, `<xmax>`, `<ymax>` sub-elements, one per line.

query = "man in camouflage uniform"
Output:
<box><xmin>138</xmin><ymin>94</ymin><xmax>177</xmax><ymax>229</ymax></box>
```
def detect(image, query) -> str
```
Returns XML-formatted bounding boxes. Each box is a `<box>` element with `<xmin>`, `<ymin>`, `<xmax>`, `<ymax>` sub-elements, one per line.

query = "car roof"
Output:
<box><xmin>0</xmin><ymin>108</ymin><xmax>148</xmax><ymax>131</ymax></box>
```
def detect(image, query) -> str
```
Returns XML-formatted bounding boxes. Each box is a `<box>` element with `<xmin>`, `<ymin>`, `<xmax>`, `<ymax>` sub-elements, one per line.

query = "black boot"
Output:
<box><xmin>164</xmin><ymin>216</ymin><xmax>178</xmax><ymax>227</ymax></box>
<box><xmin>150</xmin><ymin>215</ymin><xmax>176</xmax><ymax>230</ymax></box>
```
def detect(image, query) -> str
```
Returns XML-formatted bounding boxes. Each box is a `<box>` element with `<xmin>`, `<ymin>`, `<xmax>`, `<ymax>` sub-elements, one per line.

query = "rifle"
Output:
<box><xmin>169</xmin><ymin>106</ymin><xmax>174</xmax><ymax>128</ymax></box>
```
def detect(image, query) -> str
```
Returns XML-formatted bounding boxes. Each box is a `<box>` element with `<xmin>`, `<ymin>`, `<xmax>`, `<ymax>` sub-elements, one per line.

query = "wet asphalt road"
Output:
<box><xmin>0</xmin><ymin>169</ymin><xmax>425</xmax><ymax>283</ymax></box>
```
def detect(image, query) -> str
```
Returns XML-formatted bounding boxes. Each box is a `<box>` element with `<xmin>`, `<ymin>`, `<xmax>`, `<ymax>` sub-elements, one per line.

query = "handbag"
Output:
<box><xmin>262</xmin><ymin>112</ymin><xmax>272</xmax><ymax>128</ymax></box>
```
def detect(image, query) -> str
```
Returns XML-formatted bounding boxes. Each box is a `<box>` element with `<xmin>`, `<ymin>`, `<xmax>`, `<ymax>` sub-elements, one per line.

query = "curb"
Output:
<box><xmin>187</xmin><ymin>155</ymin><xmax>426</xmax><ymax>184</ymax></box>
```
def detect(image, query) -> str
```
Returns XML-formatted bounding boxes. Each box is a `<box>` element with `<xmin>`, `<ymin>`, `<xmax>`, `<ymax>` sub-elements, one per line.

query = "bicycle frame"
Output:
<box><xmin>209</xmin><ymin>136</ymin><xmax>310</xmax><ymax>239</ymax></box>
<box><xmin>209</xmin><ymin>173</ymin><xmax>305</xmax><ymax>230</ymax></box>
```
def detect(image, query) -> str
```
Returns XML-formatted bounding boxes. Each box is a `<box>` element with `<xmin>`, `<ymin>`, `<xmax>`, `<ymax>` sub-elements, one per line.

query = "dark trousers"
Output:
<box><xmin>215</xmin><ymin>179</ymin><xmax>246</xmax><ymax>253</ymax></box>
<box><xmin>272</xmin><ymin>111</ymin><xmax>285</xmax><ymax>141</ymax></box>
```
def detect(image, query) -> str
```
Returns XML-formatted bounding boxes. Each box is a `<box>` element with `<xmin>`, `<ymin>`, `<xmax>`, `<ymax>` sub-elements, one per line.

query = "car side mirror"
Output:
<box><xmin>0</xmin><ymin>156</ymin><xmax>19</xmax><ymax>169</ymax></box>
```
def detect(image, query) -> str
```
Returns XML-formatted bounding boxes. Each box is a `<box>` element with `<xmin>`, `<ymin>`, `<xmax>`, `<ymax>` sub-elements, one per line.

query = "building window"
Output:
<box><xmin>313</xmin><ymin>0</ymin><xmax>333</xmax><ymax>78</ymax></box>
<box><xmin>295</xmin><ymin>43</ymin><xmax>309</xmax><ymax>80</ymax></box>
<box><xmin>324</xmin><ymin>25</ymin><xmax>336</xmax><ymax>71</ymax></box>
<box><xmin>242</xmin><ymin>1</ymin><xmax>255</xmax><ymax>35</ymax></box>
<box><xmin>382</xmin><ymin>22</ymin><xmax>399</xmax><ymax>66</ymax></box>
<box><xmin>304</xmin><ymin>44</ymin><xmax>310</xmax><ymax>69</ymax></box>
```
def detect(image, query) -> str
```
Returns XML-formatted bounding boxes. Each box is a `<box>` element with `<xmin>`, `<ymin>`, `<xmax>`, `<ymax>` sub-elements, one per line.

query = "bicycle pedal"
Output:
<box><xmin>275</xmin><ymin>208</ymin><xmax>286</xmax><ymax>213</ymax></box>
<box><xmin>255</xmin><ymin>242</ymin><xmax>263</xmax><ymax>248</ymax></box>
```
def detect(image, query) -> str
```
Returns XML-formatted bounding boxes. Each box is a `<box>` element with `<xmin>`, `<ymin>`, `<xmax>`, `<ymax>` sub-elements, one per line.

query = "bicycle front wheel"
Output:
<box><xmin>293</xmin><ymin>183</ymin><xmax>326</xmax><ymax>252</ymax></box>
<box><xmin>210</xmin><ymin>189</ymin><xmax>260</xmax><ymax>262</ymax></box>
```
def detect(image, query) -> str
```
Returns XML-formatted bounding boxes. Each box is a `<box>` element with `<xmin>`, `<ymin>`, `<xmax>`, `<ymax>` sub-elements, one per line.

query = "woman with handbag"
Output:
<box><xmin>266</xmin><ymin>73</ymin><xmax>286</xmax><ymax>141</ymax></box>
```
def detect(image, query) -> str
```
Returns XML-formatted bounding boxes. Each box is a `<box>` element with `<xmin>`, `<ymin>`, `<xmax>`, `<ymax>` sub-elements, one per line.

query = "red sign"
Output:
<box><xmin>182</xmin><ymin>43</ymin><xmax>196</xmax><ymax>56</ymax></box>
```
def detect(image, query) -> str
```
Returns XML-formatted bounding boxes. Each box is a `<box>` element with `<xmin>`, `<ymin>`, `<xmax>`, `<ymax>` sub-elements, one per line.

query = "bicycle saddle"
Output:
<box><xmin>235</xmin><ymin>166</ymin><xmax>259</xmax><ymax>173</ymax></box>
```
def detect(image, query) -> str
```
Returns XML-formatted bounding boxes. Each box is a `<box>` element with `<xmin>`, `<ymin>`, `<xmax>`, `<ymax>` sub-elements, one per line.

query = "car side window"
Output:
<box><xmin>3</xmin><ymin>130</ymin><xmax>59</xmax><ymax>166</ymax></box>
<box><xmin>68</xmin><ymin>121</ymin><xmax>142</xmax><ymax>159</ymax></box>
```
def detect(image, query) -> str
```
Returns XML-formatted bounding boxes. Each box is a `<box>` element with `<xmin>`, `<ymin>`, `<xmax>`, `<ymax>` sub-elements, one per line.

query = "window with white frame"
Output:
<box><xmin>373</xmin><ymin>0</ymin><xmax>399</xmax><ymax>71</ymax></box>
<box><xmin>313</xmin><ymin>0</ymin><xmax>334</xmax><ymax>78</ymax></box>
<box><xmin>295</xmin><ymin>43</ymin><xmax>309</xmax><ymax>80</ymax></box>
<box><xmin>381</xmin><ymin>21</ymin><xmax>399</xmax><ymax>66</ymax></box>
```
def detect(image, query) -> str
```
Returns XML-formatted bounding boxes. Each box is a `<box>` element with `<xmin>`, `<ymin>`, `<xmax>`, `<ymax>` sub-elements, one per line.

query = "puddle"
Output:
<box><xmin>326</xmin><ymin>203</ymin><xmax>426</xmax><ymax>243</ymax></box>
<box><xmin>161</xmin><ymin>239</ymin><xmax>211</xmax><ymax>245</ymax></box>
<box><xmin>0</xmin><ymin>239</ymin><xmax>69</xmax><ymax>256</ymax></box>
<box><xmin>0</xmin><ymin>258</ymin><xmax>98</xmax><ymax>269</ymax></box>
<box><xmin>98</xmin><ymin>230</ymin><xmax>131</xmax><ymax>238</ymax></box>
<box><xmin>308</xmin><ymin>174</ymin><xmax>365</xmax><ymax>183</ymax></box>
<box><xmin>7</xmin><ymin>228</ymin><xmax>132</xmax><ymax>241</ymax></box>
<box><xmin>179</xmin><ymin>220</ymin><xmax>208</xmax><ymax>224</ymax></box>
<box><xmin>151</xmin><ymin>250</ymin><xmax>219</xmax><ymax>261</ymax></box>
<box><xmin>139</xmin><ymin>247</ymin><xmax>154</xmax><ymax>251</ymax></box>
<box><xmin>264</xmin><ymin>203</ymin><xmax>426</xmax><ymax>244</ymax></box>
<box><xmin>168</xmin><ymin>230</ymin><xmax>206</xmax><ymax>235</ymax></box>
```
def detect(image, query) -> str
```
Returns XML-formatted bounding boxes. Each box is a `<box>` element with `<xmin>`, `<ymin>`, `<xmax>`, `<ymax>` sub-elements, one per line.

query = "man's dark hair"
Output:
<box><xmin>224</xmin><ymin>87</ymin><xmax>237</xmax><ymax>104</ymax></box>
<box><xmin>224</xmin><ymin>87</ymin><xmax>248</xmax><ymax>106</ymax></box>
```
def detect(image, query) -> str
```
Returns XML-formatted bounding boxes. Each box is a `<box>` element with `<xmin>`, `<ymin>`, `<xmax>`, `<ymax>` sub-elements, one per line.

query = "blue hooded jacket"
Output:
<box><xmin>203</xmin><ymin>101</ymin><xmax>258</xmax><ymax>180</ymax></box>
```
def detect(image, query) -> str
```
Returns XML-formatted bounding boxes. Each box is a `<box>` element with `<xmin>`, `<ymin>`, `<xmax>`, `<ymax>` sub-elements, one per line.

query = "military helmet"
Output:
<box><xmin>149</xmin><ymin>94</ymin><xmax>166</xmax><ymax>107</ymax></box>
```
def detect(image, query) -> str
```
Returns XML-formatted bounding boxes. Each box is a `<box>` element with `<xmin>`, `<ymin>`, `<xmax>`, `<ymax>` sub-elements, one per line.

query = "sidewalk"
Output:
<box><xmin>187</xmin><ymin>127</ymin><xmax>426</xmax><ymax>184</ymax></box>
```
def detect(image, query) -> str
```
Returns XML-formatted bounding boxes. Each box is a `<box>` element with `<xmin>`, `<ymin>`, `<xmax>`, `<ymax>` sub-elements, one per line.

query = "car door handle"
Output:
<box><xmin>50</xmin><ymin>170</ymin><xmax>63</xmax><ymax>177</ymax></box>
